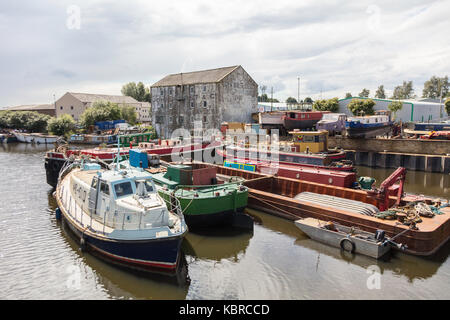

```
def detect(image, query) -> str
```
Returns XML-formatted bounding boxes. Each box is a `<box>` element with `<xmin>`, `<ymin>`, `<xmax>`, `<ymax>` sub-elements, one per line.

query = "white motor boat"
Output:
<box><xmin>13</xmin><ymin>131</ymin><xmax>59</xmax><ymax>144</ymax></box>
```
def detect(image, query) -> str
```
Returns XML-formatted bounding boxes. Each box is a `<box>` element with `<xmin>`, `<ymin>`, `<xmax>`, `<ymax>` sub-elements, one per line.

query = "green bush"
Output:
<box><xmin>80</xmin><ymin>100</ymin><xmax>138</xmax><ymax>128</ymax></box>
<box><xmin>347</xmin><ymin>99</ymin><xmax>375</xmax><ymax>116</ymax></box>
<box><xmin>142</xmin><ymin>125</ymin><xmax>158</xmax><ymax>139</ymax></box>
<box><xmin>0</xmin><ymin>110</ymin><xmax>50</xmax><ymax>132</ymax></box>
<box><xmin>445</xmin><ymin>98</ymin><xmax>450</xmax><ymax>115</ymax></box>
<box><xmin>312</xmin><ymin>97</ymin><xmax>339</xmax><ymax>112</ymax></box>
<box><xmin>48</xmin><ymin>114</ymin><xmax>76</xmax><ymax>137</ymax></box>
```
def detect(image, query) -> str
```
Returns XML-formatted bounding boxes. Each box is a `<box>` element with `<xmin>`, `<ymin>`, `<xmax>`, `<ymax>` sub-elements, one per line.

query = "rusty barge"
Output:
<box><xmin>209</xmin><ymin>164</ymin><xmax>450</xmax><ymax>256</ymax></box>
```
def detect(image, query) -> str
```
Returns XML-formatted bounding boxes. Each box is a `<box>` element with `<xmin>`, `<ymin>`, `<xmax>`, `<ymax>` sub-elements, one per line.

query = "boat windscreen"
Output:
<box><xmin>144</xmin><ymin>180</ymin><xmax>154</xmax><ymax>193</ymax></box>
<box><xmin>114</xmin><ymin>181</ymin><xmax>134</xmax><ymax>198</ymax></box>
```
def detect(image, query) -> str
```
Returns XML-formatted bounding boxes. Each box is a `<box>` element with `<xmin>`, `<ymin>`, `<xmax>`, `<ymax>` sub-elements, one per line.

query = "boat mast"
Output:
<box><xmin>116</xmin><ymin>134</ymin><xmax>121</xmax><ymax>171</ymax></box>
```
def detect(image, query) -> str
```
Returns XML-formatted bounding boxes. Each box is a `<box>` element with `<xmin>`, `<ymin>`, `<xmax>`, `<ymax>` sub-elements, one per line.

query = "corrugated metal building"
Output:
<box><xmin>338</xmin><ymin>97</ymin><xmax>448</xmax><ymax>122</ymax></box>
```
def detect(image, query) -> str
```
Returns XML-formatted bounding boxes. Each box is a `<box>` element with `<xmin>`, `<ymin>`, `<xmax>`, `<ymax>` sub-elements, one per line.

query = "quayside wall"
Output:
<box><xmin>329</xmin><ymin>137</ymin><xmax>450</xmax><ymax>173</ymax></box>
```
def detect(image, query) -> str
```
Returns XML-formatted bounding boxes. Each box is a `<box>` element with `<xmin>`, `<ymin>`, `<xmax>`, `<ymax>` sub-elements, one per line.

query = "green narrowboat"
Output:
<box><xmin>151</xmin><ymin>163</ymin><xmax>249</xmax><ymax>228</ymax></box>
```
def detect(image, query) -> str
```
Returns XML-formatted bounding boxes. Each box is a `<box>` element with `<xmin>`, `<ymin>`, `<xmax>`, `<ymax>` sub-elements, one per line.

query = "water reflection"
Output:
<box><xmin>0</xmin><ymin>142</ymin><xmax>53</xmax><ymax>153</ymax></box>
<box><xmin>357</xmin><ymin>166</ymin><xmax>450</xmax><ymax>199</ymax></box>
<box><xmin>183</xmin><ymin>227</ymin><xmax>253</xmax><ymax>262</ymax></box>
<box><xmin>247</xmin><ymin>207</ymin><xmax>450</xmax><ymax>283</ymax></box>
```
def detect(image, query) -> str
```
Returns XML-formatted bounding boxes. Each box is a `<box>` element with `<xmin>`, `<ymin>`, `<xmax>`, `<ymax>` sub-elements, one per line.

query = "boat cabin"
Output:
<box><xmin>153</xmin><ymin>163</ymin><xmax>222</xmax><ymax>190</ymax></box>
<box><xmin>285</xmin><ymin>111</ymin><xmax>329</xmax><ymax>120</ymax></box>
<box><xmin>69</xmin><ymin>165</ymin><xmax>171</xmax><ymax>230</ymax></box>
<box><xmin>289</xmin><ymin>130</ymin><xmax>329</xmax><ymax>153</ymax></box>
<box><xmin>347</xmin><ymin>115</ymin><xmax>390</xmax><ymax>125</ymax></box>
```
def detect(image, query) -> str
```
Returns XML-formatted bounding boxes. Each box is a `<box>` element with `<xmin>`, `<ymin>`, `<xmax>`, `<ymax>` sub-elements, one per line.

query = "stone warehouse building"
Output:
<box><xmin>151</xmin><ymin>65</ymin><xmax>258</xmax><ymax>138</ymax></box>
<box><xmin>55</xmin><ymin>92</ymin><xmax>151</xmax><ymax>123</ymax></box>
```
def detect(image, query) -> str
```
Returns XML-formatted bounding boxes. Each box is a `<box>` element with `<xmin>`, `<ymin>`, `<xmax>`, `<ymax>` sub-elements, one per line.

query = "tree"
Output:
<box><xmin>347</xmin><ymin>99</ymin><xmax>375</xmax><ymax>116</ymax></box>
<box><xmin>391</xmin><ymin>81</ymin><xmax>414</xmax><ymax>99</ymax></box>
<box><xmin>259</xmin><ymin>85</ymin><xmax>267</xmax><ymax>95</ymax></box>
<box><xmin>304</xmin><ymin>97</ymin><xmax>313</xmax><ymax>104</ymax></box>
<box><xmin>422</xmin><ymin>76</ymin><xmax>449</xmax><ymax>99</ymax></box>
<box><xmin>445</xmin><ymin>98</ymin><xmax>450</xmax><ymax>115</ymax></box>
<box><xmin>121</xmin><ymin>81</ymin><xmax>151</xmax><ymax>102</ymax></box>
<box><xmin>286</xmin><ymin>97</ymin><xmax>298</xmax><ymax>104</ymax></box>
<box><xmin>387</xmin><ymin>101</ymin><xmax>403</xmax><ymax>120</ymax></box>
<box><xmin>80</xmin><ymin>100</ymin><xmax>123</xmax><ymax>128</ymax></box>
<box><xmin>345</xmin><ymin>93</ymin><xmax>352</xmax><ymax>99</ymax></box>
<box><xmin>359</xmin><ymin>89</ymin><xmax>370</xmax><ymax>97</ymax></box>
<box><xmin>47</xmin><ymin>114</ymin><xmax>76</xmax><ymax>137</ymax></box>
<box><xmin>0</xmin><ymin>111</ymin><xmax>12</xmax><ymax>128</ymax></box>
<box><xmin>312</xmin><ymin>97</ymin><xmax>339</xmax><ymax>112</ymax></box>
<box><xmin>1</xmin><ymin>111</ymin><xmax>50</xmax><ymax>132</ymax></box>
<box><xmin>120</xmin><ymin>105</ymin><xmax>138</xmax><ymax>125</ymax></box>
<box><xmin>375</xmin><ymin>85</ymin><xmax>386</xmax><ymax>99</ymax></box>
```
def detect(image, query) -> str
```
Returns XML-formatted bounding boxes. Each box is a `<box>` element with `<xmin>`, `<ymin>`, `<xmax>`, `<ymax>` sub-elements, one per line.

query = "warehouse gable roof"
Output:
<box><xmin>151</xmin><ymin>65</ymin><xmax>241</xmax><ymax>87</ymax></box>
<box><xmin>6</xmin><ymin>104</ymin><xmax>54</xmax><ymax>111</ymax></box>
<box><xmin>68</xmin><ymin>92</ymin><xmax>141</xmax><ymax>104</ymax></box>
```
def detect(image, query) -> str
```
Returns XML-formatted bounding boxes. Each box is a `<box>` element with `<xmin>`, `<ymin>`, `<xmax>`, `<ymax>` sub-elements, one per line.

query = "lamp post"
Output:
<box><xmin>297</xmin><ymin>76</ymin><xmax>300</xmax><ymax>110</ymax></box>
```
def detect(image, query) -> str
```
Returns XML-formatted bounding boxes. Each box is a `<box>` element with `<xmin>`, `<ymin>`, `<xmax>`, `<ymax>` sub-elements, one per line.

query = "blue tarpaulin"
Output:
<box><xmin>95</xmin><ymin>120</ymin><xmax>126</xmax><ymax>130</ymax></box>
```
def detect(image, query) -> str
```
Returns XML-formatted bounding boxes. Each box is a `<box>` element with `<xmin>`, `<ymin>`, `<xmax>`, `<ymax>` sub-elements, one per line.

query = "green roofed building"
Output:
<box><xmin>338</xmin><ymin>97</ymin><xmax>448</xmax><ymax>123</ymax></box>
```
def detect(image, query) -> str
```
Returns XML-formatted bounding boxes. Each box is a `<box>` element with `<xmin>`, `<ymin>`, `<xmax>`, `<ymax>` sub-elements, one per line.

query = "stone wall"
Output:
<box><xmin>151</xmin><ymin>66</ymin><xmax>258</xmax><ymax>139</ymax></box>
<box><xmin>218</xmin><ymin>66</ymin><xmax>258</xmax><ymax>124</ymax></box>
<box><xmin>329</xmin><ymin>136</ymin><xmax>450</xmax><ymax>156</ymax></box>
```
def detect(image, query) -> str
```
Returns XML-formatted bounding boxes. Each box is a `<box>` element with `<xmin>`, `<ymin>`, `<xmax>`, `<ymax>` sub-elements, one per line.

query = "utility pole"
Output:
<box><xmin>439</xmin><ymin>80</ymin><xmax>443</xmax><ymax>120</ymax></box>
<box><xmin>271</xmin><ymin>87</ymin><xmax>273</xmax><ymax>112</ymax></box>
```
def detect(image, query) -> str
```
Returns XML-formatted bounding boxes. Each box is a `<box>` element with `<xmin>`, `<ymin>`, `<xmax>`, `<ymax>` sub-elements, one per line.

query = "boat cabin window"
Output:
<box><xmin>303</xmin><ymin>135</ymin><xmax>315</xmax><ymax>142</ymax></box>
<box><xmin>91</xmin><ymin>177</ymin><xmax>98</xmax><ymax>189</ymax></box>
<box><xmin>100</xmin><ymin>181</ymin><xmax>109</xmax><ymax>195</ymax></box>
<box><xmin>144</xmin><ymin>180</ymin><xmax>155</xmax><ymax>193</ymax></box>
<box><xmin>114</xmin><ymin>181</ymin><xmax>133</xmax><ymax>198</ymax></box>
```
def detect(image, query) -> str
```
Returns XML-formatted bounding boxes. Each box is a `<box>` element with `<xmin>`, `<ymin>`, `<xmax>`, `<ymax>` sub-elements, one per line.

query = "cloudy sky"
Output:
<box><xmin>1</xmin><ymin>0</ymin><xmax>449</xmax><ymax>107</ymax></box>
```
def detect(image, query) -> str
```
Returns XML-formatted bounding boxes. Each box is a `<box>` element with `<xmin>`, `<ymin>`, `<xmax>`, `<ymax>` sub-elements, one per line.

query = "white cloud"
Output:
<box><xmin>0</xmin><ymin>0</ymin><xmax>449</xmax><ymax>107</ymax></box>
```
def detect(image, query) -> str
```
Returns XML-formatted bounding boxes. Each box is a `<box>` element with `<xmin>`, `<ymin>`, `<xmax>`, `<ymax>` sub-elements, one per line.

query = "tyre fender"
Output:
<box><xmin>340</xmin><ymin>237</ymin><xmax>355</xmax><ymax>253</ymax></box>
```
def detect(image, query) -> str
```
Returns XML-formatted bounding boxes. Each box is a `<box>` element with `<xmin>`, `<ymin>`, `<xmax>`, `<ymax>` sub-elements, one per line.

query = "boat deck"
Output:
<box><xmin>58</xmin><ymin>174</ymin><xmax>114</xmax><ymax>234</ymax></box>
<box><xmin>73</xmin><ymin>170</ymin><xmax>97</xmax><ymax>185</ymax></box>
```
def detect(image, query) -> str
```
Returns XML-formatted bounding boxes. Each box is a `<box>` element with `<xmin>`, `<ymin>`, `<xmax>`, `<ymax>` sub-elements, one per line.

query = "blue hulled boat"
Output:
<box><xmin>345</xmin><ymin>114</ymin><xmax>392</xmax><ymax>138</ymax></box>
<box><xmin>55</xmin><ymin>162</ymin><xmax>188</xmax><ymax>272</ymax></box>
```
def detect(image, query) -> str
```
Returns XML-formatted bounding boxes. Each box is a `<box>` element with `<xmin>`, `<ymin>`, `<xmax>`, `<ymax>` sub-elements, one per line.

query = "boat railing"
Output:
<box><xmin>173</xmin><ymin>179</ymin><xmax>246</xmax><ymax>197</ymax></box>
<box><xmin>60</xmin><ymin>182</ymin><xmax>185</xmax><ymax>232</ymax></box>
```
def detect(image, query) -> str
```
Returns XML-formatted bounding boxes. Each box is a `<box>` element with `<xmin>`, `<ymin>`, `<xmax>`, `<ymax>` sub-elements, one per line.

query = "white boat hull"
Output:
<box><xmin>13</xmin><ymin>132</ymin><xmax>58</xmax><ymax>144</ymax></box>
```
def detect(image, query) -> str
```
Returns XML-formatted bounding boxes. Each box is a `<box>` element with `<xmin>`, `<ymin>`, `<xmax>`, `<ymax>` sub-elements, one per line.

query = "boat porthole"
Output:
<box><xmin>296</xmin><ymin>174</ymin><xmax>300</xmax><ymax>178</ymax></box>
<box><xmin>328</xmin><ymin>178</ymin><xmax>333</xmax><ymax>184</ymax></box>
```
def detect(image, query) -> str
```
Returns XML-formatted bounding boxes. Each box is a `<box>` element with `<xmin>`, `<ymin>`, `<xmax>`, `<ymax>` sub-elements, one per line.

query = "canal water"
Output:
<box><xmin>1</xmin><ymin>143</ymin><xmax>450</xmax><ymax>299</ymax></box>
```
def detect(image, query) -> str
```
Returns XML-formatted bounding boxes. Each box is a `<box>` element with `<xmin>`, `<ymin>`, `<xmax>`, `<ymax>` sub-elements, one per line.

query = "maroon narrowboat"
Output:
<box><xmin>283</xmin><ymin>111</ymin><xmax>329</xmax><ymax>130</ymax></box>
